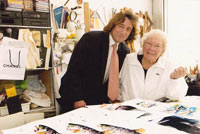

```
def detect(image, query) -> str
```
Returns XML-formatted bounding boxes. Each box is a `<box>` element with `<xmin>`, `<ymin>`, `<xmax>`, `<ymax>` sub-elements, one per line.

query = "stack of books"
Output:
<box><xmin>23</xmin><ymin>0</ymin><xmax>33</xmax><ymax>11</ymax></box>
<box><xmin>6</xmin><ymin>0</ymin><xmax>24</xmax><ymax>11</ymax></box>
<box><xmin>54</xmin><ymin>6</ymin><xmax>69</xmax><ymax>29</ymax></box>
<box><xmin>35</xmin><ymin>0</ymin><xmax>49</xmax><ymax>12</ymax></box>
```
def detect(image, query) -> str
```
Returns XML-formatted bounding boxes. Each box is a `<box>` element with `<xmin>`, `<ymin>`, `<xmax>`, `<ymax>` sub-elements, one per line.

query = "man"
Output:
<box><xmin>59</xmin><ymin>9</ymin><xmax>139</xmax><ymax>113</ymax></box>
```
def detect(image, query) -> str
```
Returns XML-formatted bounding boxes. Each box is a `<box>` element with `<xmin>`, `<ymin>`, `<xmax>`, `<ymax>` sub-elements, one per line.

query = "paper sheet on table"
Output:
<box><xmin>3</xmin><ymin>98</ymin><xmax>200</xmax><ymax>134</ymax></box>
<box><xmin>122</xmin><ymin>99</ymin><xmax>169</xmax><ymax>114</ymax></box>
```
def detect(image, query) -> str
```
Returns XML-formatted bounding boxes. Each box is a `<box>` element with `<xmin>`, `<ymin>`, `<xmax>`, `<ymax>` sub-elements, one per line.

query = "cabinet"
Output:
<box><xmin>0</xmin><ymin>1</ymin><xmax>56</xmax><ymax>118</ymax></box>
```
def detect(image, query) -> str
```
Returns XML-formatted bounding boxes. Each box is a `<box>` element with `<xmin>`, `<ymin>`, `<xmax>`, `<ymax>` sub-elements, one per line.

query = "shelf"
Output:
<box><xmin>28</xmin><ymin>106</ymin><xmax>55</xmax><ymax>113</ymax></box>
<box><xmin>26</xmin><ymin>106</ymin><xmax>56</xmax><ymax>118</ymax></box>
<box><xmin>0</xmin><ymin>5</ymin><xmax>56</xmax><ymax>118</ymax></box>
<box><xmin>0</xmin><ymin>25</ymin><xmax>51</xmax><ymax>29</ymax></box>
<box><xmin>26</xmin><ymin>67</ymin><xmax>54</xmax><ymax>71</ymax></box>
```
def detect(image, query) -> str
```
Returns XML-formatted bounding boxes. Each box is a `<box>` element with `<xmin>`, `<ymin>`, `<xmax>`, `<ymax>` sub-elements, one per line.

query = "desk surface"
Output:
<box><xmin>1</xmin><ymin>96</ymin><xmax>200</xmax><ymax>134</ymax></box>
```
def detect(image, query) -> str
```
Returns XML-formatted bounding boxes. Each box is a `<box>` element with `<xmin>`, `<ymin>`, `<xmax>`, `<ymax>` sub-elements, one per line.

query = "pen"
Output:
<box><xmin>147</xmin><ymin>103</ymin><xmax>156</xmax><ymax>108</ymax></box>
<box><xmin>136</xmin><ymin>113</ymin><xmax>151</xmax><ymax>119</ymax></box>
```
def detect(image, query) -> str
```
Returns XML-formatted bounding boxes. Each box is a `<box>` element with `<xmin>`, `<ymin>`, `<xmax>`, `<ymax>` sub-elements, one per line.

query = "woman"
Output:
<box><xmin>118</xmin><ymin>29</ymin><xmax>188</xmax><ymax>101</ymax></box>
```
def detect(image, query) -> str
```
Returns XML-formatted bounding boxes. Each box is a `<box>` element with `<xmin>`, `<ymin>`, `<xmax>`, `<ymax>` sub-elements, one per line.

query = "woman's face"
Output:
<box><xmin>143</xmin><ymin>34</ymin><xmax>164</xmax><ymax>63</ymax></box>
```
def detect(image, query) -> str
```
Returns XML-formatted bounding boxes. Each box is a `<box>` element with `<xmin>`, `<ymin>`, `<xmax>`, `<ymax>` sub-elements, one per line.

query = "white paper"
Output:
<box><xmin>45</xmin><ymin>47</ymin><xmax>51</xmax><ymax>70</ymax></box>
<box><xmin>0</xmin><ymin>45</ymin><xmax>28</xmax><ymax>80</ymax></box>
<box><xmin>2</xmin><ymin>97</ymin><xmax>200</xmax><ymax>134</ymax></box>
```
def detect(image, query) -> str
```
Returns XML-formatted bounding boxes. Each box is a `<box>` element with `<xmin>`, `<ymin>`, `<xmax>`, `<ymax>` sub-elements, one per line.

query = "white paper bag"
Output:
<box><xmin>0</xmin><ymin>45</ymin><xmax>28</xmax><ymax>80</ymax></box>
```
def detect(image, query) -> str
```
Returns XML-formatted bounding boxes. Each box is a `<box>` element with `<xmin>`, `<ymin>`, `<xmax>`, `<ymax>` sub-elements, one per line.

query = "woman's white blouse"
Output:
<box><xmin>118</xmin><ymin>53</ymin><xmax>188</xmax><ymax>101</ymax></box>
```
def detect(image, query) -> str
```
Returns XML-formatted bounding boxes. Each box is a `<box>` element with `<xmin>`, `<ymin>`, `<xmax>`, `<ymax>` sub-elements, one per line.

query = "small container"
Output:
<box><xmin>0</xmin><ymin>102</ymin><xmax>30</xmax><ymax>117</ymax></box>
<box><xmin>66</xmin><ymin>22</ymin><xmax>75</xmax><ymax>33</ymax></box>
<box><xmin>195</xmin><ymin>72</ymin><xmax>200</xmax><ymax>85</ymax></box>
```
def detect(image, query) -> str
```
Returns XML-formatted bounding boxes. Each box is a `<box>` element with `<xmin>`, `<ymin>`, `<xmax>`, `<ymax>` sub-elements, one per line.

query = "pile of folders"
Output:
<box><xmin>0</xmin><ymin>10</ymin><xmax>50</xmax><ymax>27</ymax></box>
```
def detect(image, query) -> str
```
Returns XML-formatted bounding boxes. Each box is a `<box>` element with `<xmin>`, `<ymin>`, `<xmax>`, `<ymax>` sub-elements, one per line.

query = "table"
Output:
<box><xmin>1</xmin><ymin>96</ymin><xmax>200</xmax><ymax>134</ymax></box>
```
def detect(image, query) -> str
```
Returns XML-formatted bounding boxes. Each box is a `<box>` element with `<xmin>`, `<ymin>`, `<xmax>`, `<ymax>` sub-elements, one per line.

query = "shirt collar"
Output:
<box><xmin>129</xmin><ymin>53</ymin><xmax>166</xmax><ymax>69</ymax></box>
<box><xmin>109</xmin><ymin>34</ymin><xmax>119</xmax><ymax>48</ymax></box>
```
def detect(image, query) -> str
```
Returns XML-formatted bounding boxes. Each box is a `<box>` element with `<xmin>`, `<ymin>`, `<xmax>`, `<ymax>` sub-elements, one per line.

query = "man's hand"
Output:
<box><xmin>170</xmin><ymin>67</ymin><xmax>188</xmax><ymax>79</ymax></box>
<box><xmin>74</xmin><ymin>100</ymin><xmax>86</xmax><ymax>109</ymax></box>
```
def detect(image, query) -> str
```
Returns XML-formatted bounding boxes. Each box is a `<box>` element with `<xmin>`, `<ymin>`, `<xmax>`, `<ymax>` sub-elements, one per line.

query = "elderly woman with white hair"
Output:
<box><xmin>118</xmin><ymin>29</ymin><xmax>188</xmax><ymax>102</ymax></box>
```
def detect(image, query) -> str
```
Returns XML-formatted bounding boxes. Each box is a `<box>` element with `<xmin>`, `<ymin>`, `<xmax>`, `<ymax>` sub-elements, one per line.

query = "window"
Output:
<box><xmin>165</xmin><ymin>0</ymin><xmax>200</xmax><ymax>67</ymax></box>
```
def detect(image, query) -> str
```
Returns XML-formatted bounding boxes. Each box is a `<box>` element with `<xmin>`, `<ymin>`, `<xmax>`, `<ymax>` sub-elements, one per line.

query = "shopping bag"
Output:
<box><xmin>0</xmin><ymin>45</ymin><xmax>28</xmax><ymax>80</ymax></box>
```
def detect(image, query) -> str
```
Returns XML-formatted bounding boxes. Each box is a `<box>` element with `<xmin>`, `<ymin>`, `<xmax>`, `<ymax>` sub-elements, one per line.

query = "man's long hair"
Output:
<box><xmin>103</xmin><ymin>9</ymin><xmax>139</xmax><ymax>44</ymax></box>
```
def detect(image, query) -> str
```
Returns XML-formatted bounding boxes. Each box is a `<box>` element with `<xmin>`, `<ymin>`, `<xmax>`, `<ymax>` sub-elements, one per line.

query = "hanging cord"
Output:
<box><xmin>9</xmin><ymin>49</ymin><xmax>21</xmax><ymax>67</ymax></box>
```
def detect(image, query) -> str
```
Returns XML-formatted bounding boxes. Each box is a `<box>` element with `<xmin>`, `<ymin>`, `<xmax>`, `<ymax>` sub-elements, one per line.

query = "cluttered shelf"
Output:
<box><xmin>0</xmin><ymin>69</ymin><xmax>55</xmax><ymax>117</ymax></box>
<box><xmin>0</xmin><ymin>25</ymin><xmax>51</xmax><ymax>29</ymax></box>
<box><xmin>26</xmin><ymin>67</ymin><xmax>54</xmax><ymax>71</ymax></box>
<box><xmin>28</xmin><ymin>105</ymin><xmax>55</xmax><ymax>113</ymax></box>
<box><xmin>0</xmin><ymin>10</ymin><xmax>51</xmax><ymax>27</ymax></box>
<box><xmin>0</xmin><ymin>102</ymin><xmax>55</xmax><ymax>118</ymax></box>
<box><xmin>28</xmin><ymin>105</ymin><xmax>56</xmax><ymax>118</ymax></box>
<box><xmin>0</xmin><ymin>0</ymin><xmax>57</xmax><ymax>119</ymax></box>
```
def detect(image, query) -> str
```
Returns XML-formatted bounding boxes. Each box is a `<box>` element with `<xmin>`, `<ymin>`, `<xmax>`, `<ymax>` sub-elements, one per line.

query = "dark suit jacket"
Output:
<box><xmin>59</xmin><ymin>31</ymin><xmax>130</xmax><ymax>112</ymax></box>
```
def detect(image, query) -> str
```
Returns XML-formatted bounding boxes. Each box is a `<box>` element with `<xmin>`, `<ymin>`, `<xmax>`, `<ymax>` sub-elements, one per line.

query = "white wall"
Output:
<box><xmin>50</xmin><ymin>0</ymin><xmax>152</xmax><ymax>52</ymax></box>
<box><xmin>50</xmin><ymin>0</ymin><xmax>152</xmax><ymax>16</ymax></box>
<box><xmin>84</xmin><ymin>0</ymin><xmax>152</xmax><ymax>16</ymax></box>
<box><xmin>152</xmin><ymin>0</ymin><xmax>163</xmax><ymax>30</ymax></box>
<box><xmin>50</xmin><ymin>0</ymin><xmax>152</xmax><ymax>24</ymax></box>
<box><xmin>166</xmin><ymin>0</ymin><xmax>200</xmax><ymax>68</ymax></box>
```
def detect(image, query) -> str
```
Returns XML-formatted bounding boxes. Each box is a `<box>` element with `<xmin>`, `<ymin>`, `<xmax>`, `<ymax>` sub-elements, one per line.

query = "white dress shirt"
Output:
<box><xmin>103</xmin><ymin>34</ymin><xmax>118</xmax><ymax>83</ymax></box>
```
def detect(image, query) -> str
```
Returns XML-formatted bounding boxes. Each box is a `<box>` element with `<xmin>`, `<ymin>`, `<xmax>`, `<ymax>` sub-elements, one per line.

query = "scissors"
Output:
<box><xmin>75</xmin><ymin>20</ymin><xmax>85</xmax><ymax>30</ymax></box>
<box><xmin>112</xmin><ymin>8</ymin><xmax>117</xmax><ymax>15</ymax></box>
<box><xmin>69</xmin><ymin>6</ymin><xmax>81</xmax><ymax>22</ymax></box>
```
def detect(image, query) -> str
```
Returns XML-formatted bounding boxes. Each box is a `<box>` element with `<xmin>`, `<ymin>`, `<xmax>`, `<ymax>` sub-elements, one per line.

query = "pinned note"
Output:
<box><xmin>4</xmin><ymin>83</ymin><xmax>17</xmax><ymax>98</ymax></box>
<box><xmin>46</xmin><ymin>30</ymin><xmax>51</xmax><ymax>48</ymax></box>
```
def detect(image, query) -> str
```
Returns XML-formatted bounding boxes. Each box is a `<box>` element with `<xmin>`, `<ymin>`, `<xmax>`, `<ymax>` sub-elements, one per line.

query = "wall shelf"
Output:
<box><xmin>0</xmin><ymin>25</ymin><xmax>52</xmax><ymax>29</ymax></box>
<box><xmin>0</xmin><ymin>1</ymin><xmax>56</xmax><ymax>119</ymax></box>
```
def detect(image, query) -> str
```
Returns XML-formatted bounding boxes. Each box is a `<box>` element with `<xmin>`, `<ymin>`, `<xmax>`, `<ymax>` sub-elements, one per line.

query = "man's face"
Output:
<box><xmin>110</xmin><ymin>17</ymin><xmax>133</xmax><ymax>43</ymax></box>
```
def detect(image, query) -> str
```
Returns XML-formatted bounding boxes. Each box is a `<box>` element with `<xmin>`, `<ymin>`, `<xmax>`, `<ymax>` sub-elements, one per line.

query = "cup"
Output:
<box><xmin>66</xmin><ymin>22</ymin><xmax>75</xmax><ymax>33</ymax></box>
<box><xmin>196</xmin><ymin>73</ymin><xmax>200</xmax><ymax>85</ymax></box>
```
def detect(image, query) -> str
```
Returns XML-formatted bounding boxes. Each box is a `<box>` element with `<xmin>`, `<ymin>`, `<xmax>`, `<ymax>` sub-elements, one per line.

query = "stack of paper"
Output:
<box><xmin>35</xmin><ymin>0</ymin><xmax>49</xmax><ymax>12</ymax></box>
<box><xmin>6</xmin><ymin>0</ymin><xmax>24</xmax><ymax>11</ymax></box>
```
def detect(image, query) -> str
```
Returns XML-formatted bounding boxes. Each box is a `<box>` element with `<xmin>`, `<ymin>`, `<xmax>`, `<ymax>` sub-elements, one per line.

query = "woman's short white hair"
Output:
<box><xmin>140</xmin><ymin>29</ymin><xmax>168</xmax><ymax>55</ymax></box>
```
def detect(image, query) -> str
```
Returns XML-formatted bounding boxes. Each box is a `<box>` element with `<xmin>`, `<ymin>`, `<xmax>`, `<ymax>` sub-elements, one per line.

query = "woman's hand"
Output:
<box><xmin>170</xmin><ymin>67</ymin><xmax>188</xmax><ymax>79</ymax></box>
<box><xmin>74</xmin><ymin>100</ymin><xmax>86</xmax><ymax>109</ymax></box>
